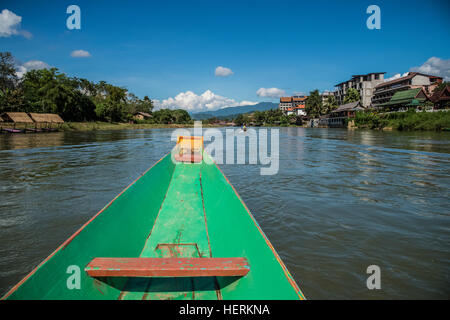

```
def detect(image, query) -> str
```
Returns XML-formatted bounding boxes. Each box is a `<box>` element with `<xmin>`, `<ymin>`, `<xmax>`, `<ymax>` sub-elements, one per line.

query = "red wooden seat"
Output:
<box><xmin>85</xmin><ymin>257</ymin><xmax>249</xmax><ymax>278</ymax></box>
<box><xmin>174</xmin><ymin>153</ymin><xmax>203</xmax><ymax>163</ymax></box>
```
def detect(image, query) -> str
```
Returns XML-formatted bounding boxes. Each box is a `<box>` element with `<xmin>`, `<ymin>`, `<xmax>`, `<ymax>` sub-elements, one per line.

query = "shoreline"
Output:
<box><xmin>55</xmin><ymin>122</ymin><xmax>308</xmax><ymax>131</ymax></box>
<box><xmin>60</xmin><ymin>122</ymin><xmax>227</xmax><ymax>131</ymax></box>
<box><xmin>2</xmin><ymin>121</ymin><xmax>449</xmax><ymax>133</ymax></box>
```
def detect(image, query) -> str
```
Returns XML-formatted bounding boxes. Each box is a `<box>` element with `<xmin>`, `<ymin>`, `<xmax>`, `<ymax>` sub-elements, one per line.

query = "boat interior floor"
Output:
<box><xmin>118</xmin><ymin>162</ymin><xmax>220</xmax><ymax>300</ymax></box>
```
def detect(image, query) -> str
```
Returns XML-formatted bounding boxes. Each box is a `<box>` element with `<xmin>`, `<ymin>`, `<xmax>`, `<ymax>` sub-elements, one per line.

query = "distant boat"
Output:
<box><xmin>25</xmin><ymin>128</ymin><xmax>43</xmax><ymax>133</ymax></box>
<box><xmin>3</xmin><ymin>128</ymin><xmax>24</xmax><ymax>133</ymax></box>
<box><xmin>2</xmin><ymin>136</ymin><xmax>304</xmax><ymax>300</ymax></box>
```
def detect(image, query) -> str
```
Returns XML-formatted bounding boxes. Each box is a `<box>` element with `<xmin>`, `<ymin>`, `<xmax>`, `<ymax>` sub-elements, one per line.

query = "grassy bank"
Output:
<box><xmin>59</xmin><ymin>121</ymin><xmax>225</xmax><ymax>131</ymax></box>
<box><xmin>354</xmin><ymin>110</ymin><xmax>450</xmax><ymax>131</ymax></box>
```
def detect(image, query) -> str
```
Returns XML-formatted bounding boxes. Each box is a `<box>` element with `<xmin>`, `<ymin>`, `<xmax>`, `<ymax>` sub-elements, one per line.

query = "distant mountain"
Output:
<box><xmin>190</xmin><ymin>102</ymin><xmax>278</xmax><ymax>120</ymax></box>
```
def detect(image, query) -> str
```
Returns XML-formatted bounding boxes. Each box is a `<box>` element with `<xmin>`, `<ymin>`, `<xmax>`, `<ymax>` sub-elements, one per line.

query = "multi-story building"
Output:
<box><xmin>378</xmin><ymin>88</ymin><xmax>430</xmax><ymax>111</ymax></box>
<box><xmin>292</xmin><ymin>95</ymin><xmax>307</xmax><ymax>107</ymax></box>
<box><xmin>333</xmin><ymin>72</ymin><xmax>386</xmax><ymax>107</ymax></box>
<box><xmin>279</xmin><ymin>95</ymin><xmax>307</xmax><ymax>116</ymax></box>
<box><xmin>371</xmin><ymin>72</ymin><xmax>443</xmax><ymax>108</ymax></box>
<box><xmin>279</xmin><ymin>97</ymin><xmax>293</xmax><ymax>112</ymax></box>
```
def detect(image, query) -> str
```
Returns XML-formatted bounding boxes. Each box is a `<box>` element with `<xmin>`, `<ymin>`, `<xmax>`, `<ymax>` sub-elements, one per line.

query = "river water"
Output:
<box><xmin>0</xmin><ymin>128</ymin><xmax>449</xmax><ymax>299</ymax></box>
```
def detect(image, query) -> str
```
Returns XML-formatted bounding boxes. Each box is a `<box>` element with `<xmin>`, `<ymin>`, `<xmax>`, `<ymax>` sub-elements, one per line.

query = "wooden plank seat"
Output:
<box><xmin>174</xmin><ymin>135</ymin><xmax>204</xmax><ymax>163</ymax></box>
<box><xmin>85</xmin><ymin>257</ymin><xmax>249</xmax><ymax>278</ymax></box>
<box><xmin>174</xmin><ymin>153</ymin><xmax>203</xmax><ymax>163</ymax></box>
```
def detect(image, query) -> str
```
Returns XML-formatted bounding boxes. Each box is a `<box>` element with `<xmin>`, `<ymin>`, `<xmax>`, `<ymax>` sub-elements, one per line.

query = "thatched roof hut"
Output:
<box><xmin>133</xmin><ymin>112</ymin><xmax>152</xmax><ymax>121</ymax></box>
<box><xmin>0</xmin><ymin>112</ymin><xmax>34</xmax><ymax>123</ymax></box>
<box><xmin>28</xmin><ymin>113</ymin><xmax>64</xmax><ymax>123</ymax></box>
<box><xmin>28</xmin><ymin>113</ymin><xmax>49</xmax><ymax>123</ymax></box>
<box><xmin>47</xmin><ymin>114</ymin><xmax>64</xmax><ymax>123</ymax></box>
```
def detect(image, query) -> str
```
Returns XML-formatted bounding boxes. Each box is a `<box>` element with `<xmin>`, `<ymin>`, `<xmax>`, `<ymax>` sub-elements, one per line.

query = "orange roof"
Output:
<box><xmin>292</xmin><ymin>97</ymin><xmax>307</xmax><ymax>101</ymax></box>
<box><xmin>293</xmin><ymin>106</ymin><xmax>305</xmax><ymax>109</ymax></box>
<box><xmin>280</xmin><ymin>97</ymin><xmax>292</xmax><ymax>102</ymax></box>
<box><xmin>286</xmin><ymin>108</ymin><xmax>293</xmax><ymax>111</ymax></box>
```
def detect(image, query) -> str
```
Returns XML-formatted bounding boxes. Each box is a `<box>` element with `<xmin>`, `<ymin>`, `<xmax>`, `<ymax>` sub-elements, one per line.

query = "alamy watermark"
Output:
<box><xmin>366</xmin><ymin>265</ymin><xmax>381</xmax><ymax>290</ymax></box>
<box><xmin>366</xmin><ymin>5</ymin><xmax>381</xmax><ymax>30</ymax></box>
<box><xmin>66</xmin><ymin>265</ymin><xmax>81</xmax><ymax>290</ymax></box>
<box><xmin>66</xmin><ymin>5</ymin><xmax>81</xmax><ymax>30</ymax></box>
<box><xmin>171</xmin><ymin>122</ymin><xmax>279</xmax><ymax>175</ymax></box>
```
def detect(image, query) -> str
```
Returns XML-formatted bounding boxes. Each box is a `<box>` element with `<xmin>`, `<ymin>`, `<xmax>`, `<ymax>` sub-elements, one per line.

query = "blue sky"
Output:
<box><xmin>1</xmin><ymin>0</ymin><xmax>449</xmax><ymax>111</ymax></box>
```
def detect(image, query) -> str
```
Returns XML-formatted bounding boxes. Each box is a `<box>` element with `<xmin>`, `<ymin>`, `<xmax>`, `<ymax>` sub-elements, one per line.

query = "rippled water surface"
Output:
<box><xmin>0</xmin><ymin>128</ymin><xmax>449</xmax><ymax>299</ymax></box>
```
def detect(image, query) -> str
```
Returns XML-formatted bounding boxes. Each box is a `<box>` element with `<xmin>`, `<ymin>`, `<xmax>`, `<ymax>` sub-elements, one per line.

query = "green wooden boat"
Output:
<box><xmin>2</xmin><ymin>137</ymin><xmax>304</xmax><ymax>300</ymax></box>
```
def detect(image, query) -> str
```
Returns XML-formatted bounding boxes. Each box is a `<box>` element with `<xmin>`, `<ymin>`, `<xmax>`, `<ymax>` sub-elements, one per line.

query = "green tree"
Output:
<box><xmin>151</xmin><ymin>109</ymin><xmax>191</xmax><ymax>124</ymax></box>
<box><xmin>344</xmin><ymin>88</ymin><xmax>360</xmax><ymax>104</ymax></box>
<box><xmin>280</xmin><ymin>114</ymin><xmax>290</xmax><ymax>126</ymax></box>
<box><xmin>0</xmin><ymin>51</ymin><xmax>157</xmax><ymax>122</ymax></box>
<box><xmin>172</xmin><ymin>109</ymin><xmax>191</xmax><ymax>123</ymax></box>
<box><xmin>76</xmin><ymin>78</ymin><xmax>98</xmax><ymax>97</ymax></box>
<box><xmin>0</xmin><ymin>52</ymin><xmax>18</xmax><ymax>94</ymax></box>
<box><xmin>253</xmin><ymin>110</ymin><xmax>265</xmax><ymax>126</ymax></box>
<box><xmin>264</xmin><ymin>109</ymin><xmax>283</xmax><ymax>124</ymax></box>
<box><xmin>22</xmin><ymin>68</ymin><xmax>70</xmax><ymax>113</ymax></box>
<box><xmin>234</xmin><ymin>114</ymin><xmax>244</xmax><ymax>126</ymax></box>
<box><xmin>205</xmin><ymin>116</ymin><xmax>218</xmax><ymax>124</ymax></box>
<box><xmin>93</xmin><ymin>82</ymin><xmax>127</xmax><ymax>122</ymax></box>
<box><xmin>234</xmin><ymin>114</ymin><xmax>245</xmax><ymax>126</ymax></box>
<box><xmin>305</xmin><ymin>89</ymin><xmax>322</xmax><ymax>117</ymax></box>
<box><xmin>323</xmin><ymin>94</ymin><xmax>338</xmax><ymax>114</ymax></box>
<box><xmin>21</xmin><ymin>68</ymin><xmax>96</xmax><ymax>121</ymax></box>
<box><xmin>127</xmin><ymin>94</ymin><xmax>154</xmax><ymax>115</ymax></box>
<box><xmin>0</xmin><ymin>52</ymin><xmax>23</xmax><ymax>112</ymax></box>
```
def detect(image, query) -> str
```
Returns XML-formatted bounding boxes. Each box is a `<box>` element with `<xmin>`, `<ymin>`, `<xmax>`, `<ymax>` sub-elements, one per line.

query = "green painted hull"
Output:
<box><xmin>3</xmin><ymin>151</ymin><xmax>304</xmax><ymax>300</ymax></box>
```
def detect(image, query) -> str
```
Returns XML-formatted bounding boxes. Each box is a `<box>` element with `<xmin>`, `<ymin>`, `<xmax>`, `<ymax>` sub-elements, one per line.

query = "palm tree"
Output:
<box><xmin>305</xmin><ymin>90</ymin><xmax>322</xmax><ymax>117</ymax></box>
<box><xmin>323</xmin><ymin>95</ymin><xmax>338</xmax><ymax>114</ymax></box>
<box><xmin>344</xmin><ymin>88</ymin><xmax>360</xmax><ymax>104</ymax></box>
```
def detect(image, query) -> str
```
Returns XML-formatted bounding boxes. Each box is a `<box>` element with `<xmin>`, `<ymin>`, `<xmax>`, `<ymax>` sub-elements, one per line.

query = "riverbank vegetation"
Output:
<box><xmin>59</xmin><ymin>121</ymin><xmax>226</xmax><ymax>131</ymax></box>
<box><xmin>0</xmin><ymin>52</ymin><xmax>194</xmax><ymax>125</ymax></box>
<box><xmin>0</xmin><ymin>52</ymin><xmax>153</xmax><ymax>122</ymax></box>
<box><xmin>231</xmin><ymin>109</ymin><xmax>303</xmax><ymax>126</ymax></box>
<box><xmin>354</xmin><ymin>109</ymin><xmax>450</xmax><ymax>131</ymax></box>
<box><xmin>304</xmin><ymin>89</ymin><xmax>348</xmax><ymax>117</ymax></box>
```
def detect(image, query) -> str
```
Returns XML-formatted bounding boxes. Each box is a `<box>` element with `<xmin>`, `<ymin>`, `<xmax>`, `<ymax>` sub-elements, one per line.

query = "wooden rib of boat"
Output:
<box><xmin>2</xmin><ymin>136</ymin><xmax>304</xmax><ymax>300</ymax></box>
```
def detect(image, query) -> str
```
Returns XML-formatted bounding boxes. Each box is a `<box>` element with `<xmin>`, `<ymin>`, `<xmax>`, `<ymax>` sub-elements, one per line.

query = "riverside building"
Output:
<box><xmin>334</xmin><ymin>72</ymin><xmax>386</xmax><ymax>107</ymax></box>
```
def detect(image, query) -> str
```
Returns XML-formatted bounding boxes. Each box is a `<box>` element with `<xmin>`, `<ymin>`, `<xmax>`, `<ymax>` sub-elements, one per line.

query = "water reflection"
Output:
<box><xmin>0</xmin><ymin>132</ymin><xmax>65</xmax><ymax>150</ymax></box>
<box><xmin>0</xmin><ymin>128</ymin><xmax>449</xmax><ymax>299</ymax></box>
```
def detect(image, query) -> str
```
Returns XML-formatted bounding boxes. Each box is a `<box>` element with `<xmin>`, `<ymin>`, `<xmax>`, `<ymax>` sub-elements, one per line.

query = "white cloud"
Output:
<box><xmin>70</xmin><ymin>50</ymin><xmax>91</xmax><ymax>58</ymax></box>
<box><xmin>16</xmin><ymin>60</ymin><xmax>50</xmax><ymax>78</ymax></box>
<box><xmin>214</xmin><ymin>66</ymin><xmax>234</xmax><ymax>77</ymax></box>
<box><xmin>384</xmin><ymin>72</ymin><xmax>409</xmax><ymax>82</ymax></box>
<box><xmin>153</xmin><ymin>90</ymin><xmax>257</xmax><ymax>112</ymax></box>
<box><xmin>256</xmin><ymin>87</ymin><xmax>286</xmax><ymax>98</ymax></box>
<box><xmin>23</xmin><ymin>60</ymin><xmax>49</xmax><ymax>70</ymax></box>
<box><xmin>238</xmin><ymin>100</ymin><xmax>258</xmax><ymax>106</ymax></box>
<box><xmin>410</xmin><ymin>57</ymin><xmax>450</xmax><ymax>81</ymax></box>
<box><xmin>0</xmin><ymin>9</ymin><xmax>32</xmax><ymax>38</ymax></box>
